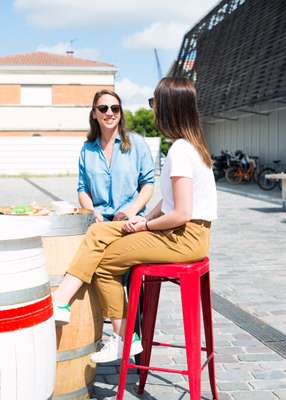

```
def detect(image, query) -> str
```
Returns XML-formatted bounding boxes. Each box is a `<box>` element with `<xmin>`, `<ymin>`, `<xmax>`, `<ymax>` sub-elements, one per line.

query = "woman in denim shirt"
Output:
<box><xmin>78</xmin><ymin>90</ymin><xmax>155</xmax><ymax>222</ymax></box>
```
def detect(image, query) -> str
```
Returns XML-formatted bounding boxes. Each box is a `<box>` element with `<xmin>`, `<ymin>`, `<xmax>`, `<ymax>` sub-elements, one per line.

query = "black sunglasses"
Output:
<box><xmin>148</xmin><ymin>97</ymin><xmax>154</xmax><ymax>108</ymax></box>
<box><xmin>94</xmin><ymin>104</ymin><xmax>121</xmax><ymax>114</ymax></box>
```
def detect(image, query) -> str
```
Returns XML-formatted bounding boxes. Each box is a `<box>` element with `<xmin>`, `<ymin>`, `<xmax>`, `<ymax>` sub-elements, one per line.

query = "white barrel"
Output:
<box><xmin>0</xmin><ymin>216</ymin><xmax>56</xmax><ymax>400</ymax></box>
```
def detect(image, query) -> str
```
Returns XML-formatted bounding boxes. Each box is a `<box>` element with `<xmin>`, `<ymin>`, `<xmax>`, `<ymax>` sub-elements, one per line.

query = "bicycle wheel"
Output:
<box><xmin>225</xmin><ymin>167</ymin><xmax>243</xmax><ymax>184</ymax></box>
<box><xmin>213</xmin><ymin>168</ymin><xmax>224</xmax><ymax>182</ymax></box>
<box><xmin>257</xmin><ymin>168</ymin><xmax>277</xmax><ymax>190</ymax></box>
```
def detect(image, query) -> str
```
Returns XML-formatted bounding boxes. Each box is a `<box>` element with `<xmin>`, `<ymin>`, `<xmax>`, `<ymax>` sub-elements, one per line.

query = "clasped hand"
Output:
<box><xmin>122</xmin><ymin>215</ymin><xmax>147</xmax><ymax>233</ymax></box>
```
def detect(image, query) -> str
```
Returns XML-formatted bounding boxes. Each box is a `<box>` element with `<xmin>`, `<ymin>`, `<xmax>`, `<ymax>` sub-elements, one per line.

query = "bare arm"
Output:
<box><xmin>123</xmin><ymin>177</ymin><xmax>192</xmax><ymax>232</ymax></box>
<box><xmin>146</xmin><ymin>177</ymin><xmax>192</xmax><ymax>230</ymax></box>
<box><xmin>78</xmin><ymin>192</ymin><xmax>104</xmax><ymax>222</ymax></box>
<box><xmin>145</xmin><ymin>199</ymin><xmax>163</xmax><ymax>220</ymax></box>
<box><xmin>113</xmin><ymin>183</ymin><xmax>154</xmax><ymax>220</ymax></box>
<box><xmin>78</xmin><ymin>192</ymin><xmax>93</xmax><ymax>210</ymax></box>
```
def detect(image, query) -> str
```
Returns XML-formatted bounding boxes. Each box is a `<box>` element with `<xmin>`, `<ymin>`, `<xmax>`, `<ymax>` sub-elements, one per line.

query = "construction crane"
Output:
<box><xmin>154</xmin><ymin>48</ymin><xmax>163</xmax><ymax>80</ymax></box>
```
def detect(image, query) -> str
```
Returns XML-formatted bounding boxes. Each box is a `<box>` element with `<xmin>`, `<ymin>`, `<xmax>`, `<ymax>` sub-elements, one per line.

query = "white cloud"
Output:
<box><xmin>115</xmin><ymin>78</ymin><xmax>153</xmax><ymax>112</ymax></box>
<box><xmin>14</xmin><ymin>0</ymin><xmax>220</xmax><ymax>29</ymax></box>
<box><xmin>124</xmin><ymin>21</ymin><xmax>189</xmax><ymax>50</ymax></box>
<box><xmin>36</xmin><ymin>42</ymin><xmax>100</xmax><ymax>60</ymax></box>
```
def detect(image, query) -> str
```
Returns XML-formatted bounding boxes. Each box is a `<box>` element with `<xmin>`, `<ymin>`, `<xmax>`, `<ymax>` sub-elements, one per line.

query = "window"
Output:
<box><xmin>21</xmin><ymin>85</ymin><xmax>52</xmax><ymax>105</ymax></box>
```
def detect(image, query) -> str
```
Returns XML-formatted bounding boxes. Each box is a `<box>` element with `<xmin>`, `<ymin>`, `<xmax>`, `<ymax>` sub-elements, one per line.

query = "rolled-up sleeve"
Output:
<box><xmin>138</xmin><ymin>141</ymin><xmax>155</xmax><ymax>187</ymax></box>
<box><xmin>77</xmin><ymin>146</ymin><xmax>89</xmax><ymax>193</ymax></box>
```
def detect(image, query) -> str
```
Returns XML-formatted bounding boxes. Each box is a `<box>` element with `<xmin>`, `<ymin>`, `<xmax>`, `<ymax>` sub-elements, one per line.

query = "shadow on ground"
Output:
<box><xmin>248</xmin><ymin>207</ymin><xmax>285</xmax><ymax>214</ymax></box>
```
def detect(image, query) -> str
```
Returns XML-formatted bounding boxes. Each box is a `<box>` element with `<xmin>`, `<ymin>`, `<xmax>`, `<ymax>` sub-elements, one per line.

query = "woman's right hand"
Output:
<box><xmin>122</xmin><ymin>215</ymin><xmax>146</xmax><ymax>233</ymax></box>
<box><xmin>93</xmin><ymin>211</ymin><xmax>104</xmax><ymax>223</ymax></box>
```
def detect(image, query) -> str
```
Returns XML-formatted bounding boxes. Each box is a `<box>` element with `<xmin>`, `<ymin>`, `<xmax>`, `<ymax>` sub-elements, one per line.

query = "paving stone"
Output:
<box><xmin>238</xmin><ymin>353</ymin><xmax>282</xmax><ymax>362</ymax></box>
<box><xmin>223</xmin><ymin>363</ymin><xmax>263</xmax><ymax>372</ymax></box>
<box><xmin>231</xmin><ymin>391</ymin><xmax>278</xmax><ymax>400</ymax></box>
<box><xmin>259</xmin><ymin>361</ymin><xmax>286</xmax><ymax>370</ymax></box>
<box><xmin>244</xmin><ymin>346</ymin><xmax>275</xmax><ymax>354</ymax></box>
<box><xmin>217</xmin><ymin>370</ymin><xmax>253</xmax><ymax>381</ymax></box>
<box><xmin>249</xmin><ymin>380</ymin><xmax>286</xmax><ymax>390</ymax></box>
<box><xmin>252</xmin><ymin>371</ymin><xmax>286</xmax><ymax>380</ymax></box>
<box><xmin>214</xmin><ymin>354</ymin><xmax>238</xmax><ymax>363</ymax></box>
<box><xmin>215</xmin><ymin>346</ymin><xmax>246</xmax><ymax>355</ymax></box>
<box><xmin>217</xmin><ymin>381</ymin><xmax>251</xmax><ymax>391</ymax></box>
<box><xmin>273</xmin><ymin>389</ymin><xmax>286</xmax><ymax>399</ymax></box>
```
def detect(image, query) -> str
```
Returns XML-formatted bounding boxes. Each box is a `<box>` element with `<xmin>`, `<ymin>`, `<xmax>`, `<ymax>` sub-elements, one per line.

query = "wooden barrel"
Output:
<box><xmin>0</xmin><ymin>216</ymin><xmax>56</xmax><ymax>400</ymax></box>
<box><xmin>41</xmin><ymin>213</ymin><xmax>103</xmax><ymax>400</ymax></box>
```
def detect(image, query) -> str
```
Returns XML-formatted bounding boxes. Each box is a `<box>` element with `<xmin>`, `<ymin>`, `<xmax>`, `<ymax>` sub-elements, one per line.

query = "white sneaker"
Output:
<box><xmin>53</xmin><ymin>303</ymin><xmax>71</xmax><ymax>324</ymax></box>
<box><xmin>90</xmin><ymin>332</ymin><xmax>143</xmax><ymax>364</ymax></box>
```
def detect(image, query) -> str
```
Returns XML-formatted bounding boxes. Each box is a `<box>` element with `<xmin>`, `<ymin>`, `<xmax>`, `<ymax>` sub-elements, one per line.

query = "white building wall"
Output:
<box><xmin>204</xmin><ymin>107</ymin><xmax>286</xmax><ymax>163</ymax></box>
<box><xmin>0</xmin><ymin>137</ymin><xmax>161</xmax><ymax>176</ymax></box>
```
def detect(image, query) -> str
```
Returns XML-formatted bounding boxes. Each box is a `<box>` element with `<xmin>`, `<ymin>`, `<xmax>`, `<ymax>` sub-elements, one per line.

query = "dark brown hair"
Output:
<box><xmin>87</xmin><ymin>90</ymin><xmax>131</xmax><ymax>152</ymax></box>
<box><xmin>154</xmin><ymin>77</ymin><xmax>212</xmax><ymax>167</ymax></box>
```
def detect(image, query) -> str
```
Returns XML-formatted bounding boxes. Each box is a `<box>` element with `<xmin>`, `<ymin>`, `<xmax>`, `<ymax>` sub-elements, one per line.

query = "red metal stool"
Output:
<box><xmin>116</xmin><ymin>257</ymin><xmax>219</xmax><ymax>400</ymax></box>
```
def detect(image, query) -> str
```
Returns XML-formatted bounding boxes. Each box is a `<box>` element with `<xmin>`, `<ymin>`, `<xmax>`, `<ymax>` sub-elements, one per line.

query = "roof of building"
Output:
<box><xmin>0</xmin><ymin>51</ymin><xmax>115</xmax><ymax>68</ymax></box>
<box><xmin>172</xmin><ymin>0</ymin><xmax>286</xmax><ymax>117</ymax></box>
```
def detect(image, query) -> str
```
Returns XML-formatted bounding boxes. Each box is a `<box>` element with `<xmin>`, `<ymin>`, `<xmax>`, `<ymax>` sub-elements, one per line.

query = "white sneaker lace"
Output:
<box><xmin>102</xmin><ymin>334</ymin><xmax>118</xmax><ymax>350</ymax></box>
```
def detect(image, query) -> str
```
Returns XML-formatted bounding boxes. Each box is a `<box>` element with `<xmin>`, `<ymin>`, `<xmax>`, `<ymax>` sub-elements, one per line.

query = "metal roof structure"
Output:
<box><xmin>172</xmin><ymin>0</ymin><xmax>286</xmax><ymax>119</ymax></box>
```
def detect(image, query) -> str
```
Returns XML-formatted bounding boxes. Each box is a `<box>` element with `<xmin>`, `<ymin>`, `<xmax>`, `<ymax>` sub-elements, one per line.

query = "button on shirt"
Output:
<box><xmin>78</xmin><ymin>133</ymin><xmax>155</xmax><ymax>220</ymax></box>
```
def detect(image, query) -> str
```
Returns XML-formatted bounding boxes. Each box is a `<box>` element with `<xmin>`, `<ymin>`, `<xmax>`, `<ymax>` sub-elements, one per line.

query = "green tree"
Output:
<box><xmin>124</xmin><ymin>108</ymin><xmax>170</xmax><ymax>154</ymax></box>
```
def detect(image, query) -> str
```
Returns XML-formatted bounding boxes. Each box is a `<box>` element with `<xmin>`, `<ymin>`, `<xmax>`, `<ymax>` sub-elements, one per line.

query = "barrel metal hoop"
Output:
<box><xmin>0</xmin><ymin>283</ymin><xmax>50</xmax><ymax>306</ymax></box>
<box><xmin>49</xmin><ymin>275</ymin><xmax>64</xmax><ymax>287</ymax></box>
<box><xmin>57</xmin><ymin>339</ymin><xmax>102</xmax><ymax>362</ymax></box>
<box><xmin>52</xmin><ymin>382</ymin><xmax>95</xmax><ymax>400</ymax></box>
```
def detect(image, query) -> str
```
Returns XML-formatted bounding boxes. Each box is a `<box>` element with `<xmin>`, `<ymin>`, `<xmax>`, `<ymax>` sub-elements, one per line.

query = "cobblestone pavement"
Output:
<box><xmin>1</xmin><ymin>177</ymin><xmax>286</xmax><ymax>399</ymax></box>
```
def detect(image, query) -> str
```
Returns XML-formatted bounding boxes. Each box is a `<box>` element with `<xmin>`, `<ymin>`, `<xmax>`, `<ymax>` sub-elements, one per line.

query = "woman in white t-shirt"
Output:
<box><xmin>53</xmin><ymin>77</ymin><xmax>217</xmax><ymax>363</ymax></box>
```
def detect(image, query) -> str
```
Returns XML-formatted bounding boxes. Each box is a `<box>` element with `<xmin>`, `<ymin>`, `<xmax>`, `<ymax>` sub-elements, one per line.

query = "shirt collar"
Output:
<box><xmin>95</xmin><ymin>134</ymin><xmax>121</xmax><ymax>147</ymax></box>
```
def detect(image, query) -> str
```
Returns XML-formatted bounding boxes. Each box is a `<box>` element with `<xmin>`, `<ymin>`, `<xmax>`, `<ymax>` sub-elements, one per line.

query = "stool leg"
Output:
<box><xmin>117</xmin><ymin>270</ymin><xmax>143</xmax><ymax>400</ymax></box>
<box><xmin>180</xmin><ymin>273</ymin><xmax>201</xmax><ymax>400</ymax></box>
<box><xmin>126</xmin><ymin>273</ymin><xmax>144</xmax><ymax>368</ymax></box>
<box><xmin>138</xmin><ymin>277</ymin><xmax>162</xmax><ymax>394</ymax></box>
<box><xmin>201</xmin><ymin>272</ymin><xmax>219</xmax><ymax>400</ymax></box>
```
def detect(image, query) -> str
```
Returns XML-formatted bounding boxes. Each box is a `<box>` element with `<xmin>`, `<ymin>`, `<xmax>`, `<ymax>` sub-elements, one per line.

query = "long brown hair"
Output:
<box><xmin>87</xmin><ymin>90</ymin><xmax>131</xmax><ymax>152</ymax></box>
<box><xmin>154</xmin><ymin>77</ymin><xmax>212</xmax><ymax>167</ymax></box>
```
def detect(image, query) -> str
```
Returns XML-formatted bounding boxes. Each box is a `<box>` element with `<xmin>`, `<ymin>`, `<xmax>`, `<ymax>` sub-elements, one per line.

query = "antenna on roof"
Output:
<box><xmin>154</xmin><ymin>48</ymin><xmax>163</xmax><ymax>80</ymax></box>
<box><xmin>66</xmin><ymin>39</ymin><xmax>77</xmax><ymax>56</ymax></box>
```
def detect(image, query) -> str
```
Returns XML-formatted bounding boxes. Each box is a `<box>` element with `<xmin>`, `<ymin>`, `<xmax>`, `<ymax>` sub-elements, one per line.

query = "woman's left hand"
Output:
<box><xmin>113</xmin><ymin>208</ymin><xmax>135</xmax><ymax>221</ymax></box>
<box><xmin>122</xmin><ymin>216</ymin><xmax>147</xmax><ymax>233</ymax></box>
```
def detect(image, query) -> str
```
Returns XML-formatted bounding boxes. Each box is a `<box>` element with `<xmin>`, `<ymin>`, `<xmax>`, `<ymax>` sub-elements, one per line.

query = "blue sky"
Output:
<box><xmin>0</xmin><ymin>0</ymin><xmax>219</xmax><ymax>110</ymax></box>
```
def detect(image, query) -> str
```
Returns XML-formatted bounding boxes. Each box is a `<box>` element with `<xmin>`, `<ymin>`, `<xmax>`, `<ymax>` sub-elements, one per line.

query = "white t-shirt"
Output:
<box><xmin>160</xmin><ymin>139</ymin><xmax>217</xmax><ymax>221</ymax></box>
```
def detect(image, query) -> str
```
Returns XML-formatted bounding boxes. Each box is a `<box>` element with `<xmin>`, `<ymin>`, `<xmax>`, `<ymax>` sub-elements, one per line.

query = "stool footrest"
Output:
<box><xmin>127</xmin><ymin>363</ymin><xmax>188</xmax><ymax>375</ymax></box>
<box><xmin>153</xmin><ymin>341</ymin><xmax>208</xmax><ymax>352</ymax></box>
<box><xmin>152</xmin><ymin>341</ymin><xmax>185</xmax><ymax>349</ymax></box>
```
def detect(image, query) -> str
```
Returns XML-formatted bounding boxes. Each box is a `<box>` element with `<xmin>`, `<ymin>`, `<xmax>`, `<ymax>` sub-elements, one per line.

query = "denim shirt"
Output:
<box><xmin>77</xmin><ymin>132</ymin><xmax>155</xmax><ymax>220</ymax></box>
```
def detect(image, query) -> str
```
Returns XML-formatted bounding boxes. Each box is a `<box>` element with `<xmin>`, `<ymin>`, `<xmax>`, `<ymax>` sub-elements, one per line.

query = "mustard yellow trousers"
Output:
<box><xmin>68</xmin><ymin>220</ymin><xmax>210</xmax><ymax>319</ymax></box>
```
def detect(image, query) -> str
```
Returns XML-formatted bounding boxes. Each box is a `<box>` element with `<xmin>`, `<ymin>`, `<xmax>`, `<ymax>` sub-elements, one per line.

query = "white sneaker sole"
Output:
<box><xmin>90</xmin><ymin>341</ymin><xmax>143</xmax><ymax>364</ymax></box>
<box><xmin>53</xmin><ymin>308</ymin><xmax>70</xmax><ymax>325</ymax></box>
<box><xmin>130</xmin><ymin>341</ymin><xmax>143</xmax><ymax>356</ymax></box>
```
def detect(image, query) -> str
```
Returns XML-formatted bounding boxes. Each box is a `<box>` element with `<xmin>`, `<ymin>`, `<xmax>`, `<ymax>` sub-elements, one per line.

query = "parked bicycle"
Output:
<box><xmin>257</xmin><ymin>160</ymin><xmax>286</xmax><ymax>190</ymax></box>
<box><xmin>225</xmin><ymin>150</ymin><xmax>258</xmax><ymax>184</ymax></box>
<box><xmin>212</xmin><ymin>150</ymin><xmax>232</xmax><ymax>181</ymax></box>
